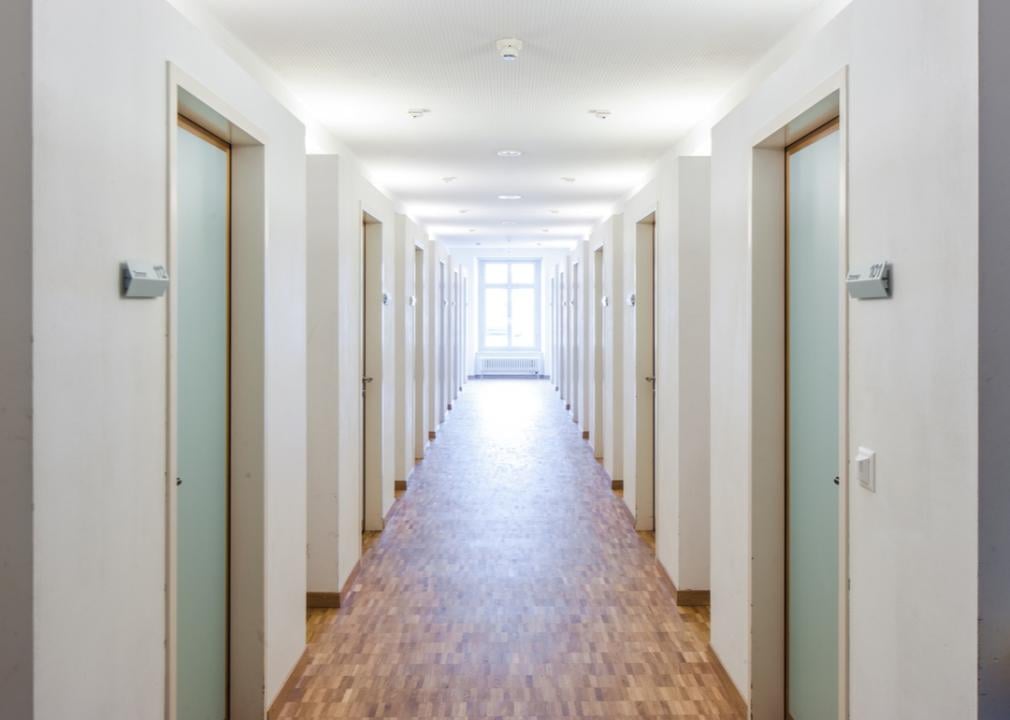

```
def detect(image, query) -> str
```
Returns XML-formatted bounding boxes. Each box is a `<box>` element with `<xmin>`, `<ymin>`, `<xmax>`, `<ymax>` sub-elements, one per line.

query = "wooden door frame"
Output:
<box><xmin>748</xmin><ymin>71</ymin><xmax>849</xmax><ymax>720</ymax></box>
<box><xmin>166</xmin><ymin>65</ymin><xmax>269</xmax><ymax>720</ymax></box>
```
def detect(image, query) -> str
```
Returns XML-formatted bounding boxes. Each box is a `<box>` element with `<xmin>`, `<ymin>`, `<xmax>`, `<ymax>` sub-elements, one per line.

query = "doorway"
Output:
<box><xmin>439</xmin><ymin>261</ymin><xmax>448</xmax><ymax>423</ymax></box>
<box><xmin>414</xmin><ymin>247</ymin><xmax>425</xmax><ymax>458</ymax></box>
<box><xmin>362</xmin><ymin>213</ymin><xmax>383</xmax><ymax>533</ymax></box>
<box><xmin>176</xmin><ymin>115</ymin><xmax>230</xmax><ymax>720</ymax></box>
<box><xmin>571</xmin><ymin>261</ymin><xmax>580</xmax><ymax>422</ymax></box>
<box><xmin>634</xmin><ymin>214</ymin><xmax>656</xmax><ymax>532</ymax></box>
<box><xmin>593</xmin><ymin>247</ymin><xmax>604</xmax><ymax>457</ymax></box>
<box><xmin>559</xmin><ymin>270</ymin><xmax>567</xmax><ymax>408</ymax></box>
<box><xmin>786</xmin><ymin>119</ymin><xmax>841</xmax><ymax>720</ymax></box>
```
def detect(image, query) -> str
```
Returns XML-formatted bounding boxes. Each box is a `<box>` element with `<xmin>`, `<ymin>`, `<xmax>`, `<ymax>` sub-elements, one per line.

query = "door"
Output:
<box><xmin>363</xmin><ymin>217</ymin><xmax>382</xmax><ymax>532</ymax></box>
<box><xmin>571</xmin><ymin>262</ymin><xmax>580</xmax><ymax>420</ymax></box>
<box><xmin>593</xmin><ymin>248</ymin><xmax>604</xmax><ymax>455</ymax></box>
<box><xmin>787</xmin><ymin>121</ymin><xmax>841</xmax><ymax>720</ymax></box>
<box><xmin>177</xmin><ymin>117</ymin><xmax>230</xmax><ymax>720</ymax></box>
<box><xmin>414</xmin><ymin>248</ymin><xmax>425</xmax><ymax>458</ymax></box>
<box><xmin>636</xmin><ymin>219</ymin><xmax>656</xmax><ymax>530</ymax></box>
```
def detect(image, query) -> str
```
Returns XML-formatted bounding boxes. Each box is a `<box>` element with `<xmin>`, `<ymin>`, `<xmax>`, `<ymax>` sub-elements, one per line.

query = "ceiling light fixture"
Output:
<box><xmin>459</xmin><ymin>209</ymin><xmax>469</xmax><ymax>214</ymax></box>
<box><xmin>442</xmin><ymin>176</ymin><xmax>457</xmax><ymax>183</ymax></box>
<box><xmin>561</xmin><ymin>177</ymin><xmax>576</xmax><ymax>183</ymax></box>
<box><xmin>497</xmin><ymin>149</ymin><xmax>523</xmax><ymax>158</ymax></box>
<box><xmin>501</xmin><ymin>220</ymin><xmax>516</xmax><ymax>226</ymax></box>
<box><xmin>588</xmin><ymin>109</ymin><xmax>612</xmax><ymax>120</ymax></box>
<box><xmin>469</xmin><ymin>229</ymin><xmax>476</xmax><ymax>233</ymax></box>
<box><xmin>408</xmin><ymin>108</ymin><xmax>431</xmax><ymax>119</ymax></box>
<box><xmin>549</xmin><ymin>209</ymin><xmax>560</xmax><ymax>214</ymax></box>
<box><xmin>498</xmin><ymin>194</ymin><xmax>522</xmax><ymax>200</ymax></box>
<box><xmin>542</xmin><ymin>228</ymin><xmax>550</xmax><ymax>233</ymax></box>
<box><xmin>496</xmin><ymin>38</ymin><xmax>523</xmax><ymax>61</ymax></box>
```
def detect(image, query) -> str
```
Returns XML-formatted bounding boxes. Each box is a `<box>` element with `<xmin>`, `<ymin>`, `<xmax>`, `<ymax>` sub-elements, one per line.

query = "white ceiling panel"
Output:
<box><xmin>188</xmin><ymin>0</ymin><xmax>823</xmax><ymax>245</ymax></box>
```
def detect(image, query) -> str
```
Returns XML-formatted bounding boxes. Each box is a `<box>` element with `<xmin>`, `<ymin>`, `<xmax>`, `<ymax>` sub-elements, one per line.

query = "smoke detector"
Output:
<box><xmin>496</xmin><ymin>38</ymin><xmax>523</xmax><ymax>61</ymax></box>
<box><xmin>407</xmin><ymin>108</ymin><xmax>431</xmax><ymax>119</ymax></box>
<box><xmin>588</xmin><ymin>109</ymin><xmax>612</xmax><ymax>120</ymax></box>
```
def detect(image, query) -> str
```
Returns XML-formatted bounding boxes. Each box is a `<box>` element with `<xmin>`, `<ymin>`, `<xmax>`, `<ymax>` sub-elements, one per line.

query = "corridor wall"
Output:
<box><xmin>31</xmin><ymin>0</ymin><xmax>309</xmax><ymax>715</ymax></box>
<box><xmin>708</xmin><ymin>2</ymin><xmax>979</xmax><ymax>717</ymax></box>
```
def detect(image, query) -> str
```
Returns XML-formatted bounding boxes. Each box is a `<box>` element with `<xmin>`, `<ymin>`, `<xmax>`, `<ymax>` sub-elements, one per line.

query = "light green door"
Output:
<box><xmin>787</xmin><ymin>124</ymin><xmax>840</xmax><ymax>720</ymax></box>
<box><xmin>177</xmin><ymin>119</ymin><xmax>229</xmax><ymax>720</ymax></box>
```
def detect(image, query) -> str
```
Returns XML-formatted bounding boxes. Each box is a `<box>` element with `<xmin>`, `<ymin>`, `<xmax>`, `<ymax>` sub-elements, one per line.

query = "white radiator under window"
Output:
<box><xmin>476</xmin><ymin>354</ymin><xmax>543</xmax><ymax>376</ymax></box>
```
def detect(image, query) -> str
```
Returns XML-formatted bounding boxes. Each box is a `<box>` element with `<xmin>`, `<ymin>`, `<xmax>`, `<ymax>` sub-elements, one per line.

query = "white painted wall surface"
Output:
<box><xmin>32</xmin><ymin>0</ymin><xmax>308</xmax><ymax>714</ymax></box>
<box><xmin>0</xmin><ymin>1</ymin><xmax>32</xmax><ymax>716</ymax></box>
<box><xmin>709</xmin><ymin>2</ymin><xmax>979</xmax><ymax>716</ymax></box>
<box><xmin>335</xmin><ymin>158</ymin><xmax>396</xmax><ymax>587</ymax></box>
<box><xmin>595</xmin><ymin>217</ymin><xmax>624</xmax><ymax>484</ymax></box>
<box><xmin>620</xmin><ymin>186</ymin><xmax>658</xmax><ymax>522</ymax></box>
<box><xmin>650</xmin><ymin>157</ymin><xmax>711</xmax><ymax>594</ymax></box>
<box><xmin>307</xmin><ymin>155</ymin><xmax>341</xmax><ymax>594</ymax></box>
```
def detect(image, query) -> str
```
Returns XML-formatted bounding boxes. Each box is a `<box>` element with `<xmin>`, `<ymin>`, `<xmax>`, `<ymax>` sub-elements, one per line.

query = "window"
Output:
<box><xmin>479</xmin><ymin>260</ymin><xmax>541</xmax><ymax>350</ymax></box>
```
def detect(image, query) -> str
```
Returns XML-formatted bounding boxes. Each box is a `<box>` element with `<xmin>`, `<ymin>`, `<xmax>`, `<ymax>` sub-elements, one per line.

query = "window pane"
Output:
<box><xmin>484</xmin><ymin>263</ymin><xmax>508</xmax><ymax>285</ymax></box>
<box><xmin>510</xmin><ymin>263</ymin><xmax>536</xmax><ymax>285</ymax></box>
<box><xmin>484</xmin><ymin>288</ymin><xmax>509</xmax><ymax>347</ymax></box>
<box><xmin>511</xmin><ymin>288</ymin><xmax>536</xmax><ymax>347</ymax></box>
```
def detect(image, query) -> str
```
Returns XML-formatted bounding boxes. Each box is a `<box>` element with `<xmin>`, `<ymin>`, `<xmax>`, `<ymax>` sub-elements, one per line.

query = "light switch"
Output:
<box><xmin>856</xmin><ymin>447</ymin><xmax>876</xmax><ymax>493</ymax></box>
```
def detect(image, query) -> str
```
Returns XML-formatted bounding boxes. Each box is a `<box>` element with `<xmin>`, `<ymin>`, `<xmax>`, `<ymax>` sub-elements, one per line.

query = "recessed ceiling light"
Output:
<box><xmin>476</xmin><ymin>242</ymin><xmax>482</xmax><ymax>246</ymax></box>
<box><xmin>542</xmin><ymin>228</ymin><xmax>550</xmax><ymax>233</ymax></box>
<box><xmin>561</xmin><ymin>177</ymin><xmax>576</xmax><ymax>183</ymax></box>
<box><xmin>588</xmin><ymin>109</ymin><xmax>611</xmax><ymax>120</ymax></box>
<box><xmin>498</xmin><ymin>194</ymin><xmax>522</xmax><ymax>200</ymax></box>
<box><xmin>469</xmin><ymin>229</ymin><xmax>476</xmax><ymax>233</ymax></box>
<box><xmin>549</xmin><ymin>209</ymin><xmax>560</xmax><ymax>214</ymax></box>
<box><xmin>497</xmin><ymin>149</ymin><xmax>523</xmax><ymax>158</ymax></box>
<box><xmin>442</xmin><ymin>176</ymin><xmax>457</xmax><ymax>183</ymax></box>
<box><xmin>408</xmin><ymin>108</ymin><xmax>431</xmax><ymax>119</ymax></box>
<box><xmin>459</xmin><ymin>209</ymin><xmax>469</xmax><ymax>214</ymax></box>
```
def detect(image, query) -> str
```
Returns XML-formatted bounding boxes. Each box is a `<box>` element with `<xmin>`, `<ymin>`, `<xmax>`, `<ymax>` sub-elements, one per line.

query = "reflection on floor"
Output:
<box><xmin>284</xmin><ymin>379</ymin><xmax>741</xmax><ymax>718</ymax></box>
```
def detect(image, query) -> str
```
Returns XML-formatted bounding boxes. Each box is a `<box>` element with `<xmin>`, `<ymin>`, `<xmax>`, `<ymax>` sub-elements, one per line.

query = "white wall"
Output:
<box><xmin>620</xmin><ymin>183</ymin><xmax>658</xmax><ymax>523</ymax></box>
<box><xmin>593</xmin><ymin>217</ymin><xmax>624</xmax><ymax>483</ymax></box>
<box><xmin>306</xmin><ymin>155</ymin><xmax>341</xmax><ymax>595</ymax></box>
<box><xmin>333</xmin><ymin>157</ymin><xmax>397</xmax><ymax>587</ymax></box>
<box><xmin>709</xmin><ymin>3</ymin><xmax>979</xmax><ymax>717</ymax></box>
<box><xmin>32</xmin><ymin>0</ymin><xmax>309</xmax><ymax>715</ymax></box>
<box><xmin>650</xmin><ymin>157</ymin><xmax>712</xmax><ymax>594</ymax></box>
<box><xmin>1</xmin><ymin>0</ymin><xmax>32</xmax><ymax>716</ymax></box>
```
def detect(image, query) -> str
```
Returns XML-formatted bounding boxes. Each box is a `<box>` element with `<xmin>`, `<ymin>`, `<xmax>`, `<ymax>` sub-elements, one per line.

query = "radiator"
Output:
<box><xmin>476</xmin><ymin>355</ymin><xmax>542</xmax><ymax>376</ymax></box>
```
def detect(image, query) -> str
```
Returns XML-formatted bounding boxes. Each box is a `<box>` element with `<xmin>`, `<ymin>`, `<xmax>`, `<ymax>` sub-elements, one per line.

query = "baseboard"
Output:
<box><xmin>394</xmin><ymin>480</ymin><xmax>407</xmax><ymax>492</ymax></box>
<box><xmin>708</xmin><ymin>644</ymin><xmax>748</xmax><ymax>716</ymax></box>
<box><xmin>655</xmin><ymin>557</ymin><xmax>711</xmax><ymax>608</ymax></box>
<box><xmin>266</xmin><ymin>645</ymin><xmax>311</xmax><ymax>720</ymax></box>
<box><xmin>582</xmin><ymin>430</ymin><xmax>589</xmax><ymax>439</ymax></box>
<box><xmin>306</xmin><ymin>591</ymin><xmax>340</xmax><ymax>609</ymax></box>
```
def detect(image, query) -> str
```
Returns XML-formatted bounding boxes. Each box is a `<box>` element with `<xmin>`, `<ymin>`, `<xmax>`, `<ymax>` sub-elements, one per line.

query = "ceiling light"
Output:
<box><xmin>469</xmin><ymin>229</ymin><xmax>476</xmax><ymax>233</ymax></box>
<box><xmin>549</xmin><ymin>209</ymin><xmax>560</xmax><ymax>214</ymax></box>
<box><xmin>501</xmin><ymin>221</ymin><xmax>516</xmax><ymax>226</ymax></box>
<box><xmin>496</xmin><ymin>38</ymin><xmax>523</xmax><ymax>61</ymax></box>
<box><xmin>588</xmin><ymin>109</ymin><xmax>612</xmax><ymax>120</ymax></box>
<box><xmin>408</xmin><ymin>108</ymin><xmax>431</xmax><ymax>119</ymax></box>
<box><xmin>561</xmin><ymin>177</ymin><xmax>576</xmax><ymax>183</ymax></box>
<box><xmin>542</xmin><ymin>228</ymin><xmax>550</xmax><ymax>233</ymax></box>
<box><xmin>497</xmin><ymin>149</ymin><xmax>523</xmax><ymax>158</ymax></box>
<box><xmin>498</xmin><ymin>194</ymin><xmax>522</xmax><ymax>200</ymax></box>
<box><xmin>459</xmin><ymin>209</ymin><xmax>469</xmax><ymax>214</ymax></box>
<box><xmin>442</xmin><ymin>176</ymin><xmax>457</xmax><ymax>183</ymax></box>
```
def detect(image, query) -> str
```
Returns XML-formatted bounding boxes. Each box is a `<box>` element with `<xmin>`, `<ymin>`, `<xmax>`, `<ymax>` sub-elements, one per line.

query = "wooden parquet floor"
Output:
<box><xmin>279</xmin><ymin>379</ymin><xmax>743</xmax><ymax>719</ymax></box>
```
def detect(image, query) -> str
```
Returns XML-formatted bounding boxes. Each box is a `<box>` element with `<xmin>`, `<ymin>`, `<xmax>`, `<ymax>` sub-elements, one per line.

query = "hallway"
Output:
<box><xmin>279</xmin><ymin>380</ymin><xmax>742</xmax><ymax>719</ymax></box>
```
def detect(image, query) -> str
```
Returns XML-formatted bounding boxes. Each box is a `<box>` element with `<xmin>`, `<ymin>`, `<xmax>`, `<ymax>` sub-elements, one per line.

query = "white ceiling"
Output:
<box><xmin>189</xmin><ymin>0</ymin><xmax>823</xmax><ymax>246</ymax></box>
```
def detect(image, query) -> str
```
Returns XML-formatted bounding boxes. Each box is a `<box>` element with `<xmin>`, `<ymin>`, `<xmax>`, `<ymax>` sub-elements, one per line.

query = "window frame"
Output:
<box><xmin>478</xmin><ymin>258</ymin><xmax>542</xmax><ymax>351</ymax></box>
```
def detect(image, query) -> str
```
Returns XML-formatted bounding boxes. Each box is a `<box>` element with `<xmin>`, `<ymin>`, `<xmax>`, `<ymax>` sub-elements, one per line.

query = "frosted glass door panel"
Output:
<box><xmin>177</xmin><ymin>122</ymin><xmax>229</xmax><ymax>720</ymax></box>
<box><xmin>787</xmin><ymin>127</ymin><xmax>840</xmax><ymax>720</ymax></box>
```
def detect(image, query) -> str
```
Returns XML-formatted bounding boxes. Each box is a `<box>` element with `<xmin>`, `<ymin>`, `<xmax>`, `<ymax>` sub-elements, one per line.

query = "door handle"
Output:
<box><xmin>362</xmin><ymin>377</ymin><xmax>374</xmax><ymax>384</ymax></box>
<box><xmin>645</xmin><ymin>376</ymin><xmax>655</xmax><ymax>384</ymax></box>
